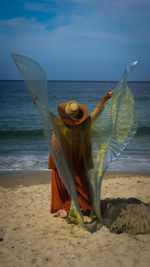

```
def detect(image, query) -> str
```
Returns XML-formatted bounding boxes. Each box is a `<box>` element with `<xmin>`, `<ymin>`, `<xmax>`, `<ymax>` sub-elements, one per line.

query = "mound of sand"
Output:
<box><xmin>102</xmin><ymin>198</ymin><xmax>150</xmax><ymax>235</ymax></box>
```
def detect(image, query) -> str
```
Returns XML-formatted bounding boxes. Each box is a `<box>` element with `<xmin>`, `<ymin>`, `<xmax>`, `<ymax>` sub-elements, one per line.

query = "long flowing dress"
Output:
<box><xmin>49</xmin><ymin>122</ymin><xmax>92</xmax><ymax>213</ymax></box>
<box><xmin>48</xmin><ymin>93</ymin><xmax>113</xmax><ymax>214</ymax></box>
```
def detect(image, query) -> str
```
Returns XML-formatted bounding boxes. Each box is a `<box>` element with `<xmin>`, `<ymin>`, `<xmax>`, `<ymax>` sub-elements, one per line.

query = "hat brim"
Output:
<box><xmin>57</xmin><ymin>102</ymin><xmax>88</xmax><ymax>126</ymax></box>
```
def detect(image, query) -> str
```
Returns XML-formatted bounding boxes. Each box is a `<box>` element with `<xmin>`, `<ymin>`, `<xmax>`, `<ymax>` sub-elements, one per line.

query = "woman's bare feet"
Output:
<box><xmin>58</xmin><ymin>210</ymin><xmax>68</xmax><ymax>218</ymax></box>
<box><xmin>54</xmin><ymin>209</ymin><xmax>68</xmax><ymax>218</ymax></box>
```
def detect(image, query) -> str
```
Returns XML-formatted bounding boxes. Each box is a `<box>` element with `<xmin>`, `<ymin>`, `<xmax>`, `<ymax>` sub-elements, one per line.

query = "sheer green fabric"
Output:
<box><xmin>86</xmin><ymin>60</ymin><xmax>139</xmax><ymax>221</ymax></box>
<box><xmin>12</xmin><ymin>53</ymin><xmax>139</xmax><ymax>225</ymax></box>
<box><xmin>12</xmin><ymin>53</ymin><xmax>83</xmax><ymax>225</ymax></box>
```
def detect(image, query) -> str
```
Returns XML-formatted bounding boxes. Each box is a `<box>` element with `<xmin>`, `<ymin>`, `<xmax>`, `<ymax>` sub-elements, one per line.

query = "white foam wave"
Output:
<box><xmin>0</xmin><ymin>153</ymin><xmax>150</xmax><ymax>176</ymax></box>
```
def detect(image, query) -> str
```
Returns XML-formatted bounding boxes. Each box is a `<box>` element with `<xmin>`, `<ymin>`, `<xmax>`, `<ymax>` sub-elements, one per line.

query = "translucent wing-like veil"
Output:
<box><xmin>12</xmin><ymin>53</ymin><xmax>83</xmax><ymax>225</ymax></box>
<box><xmin>12</xmin><ymin>53</ymin><xmax>139</xmax><ymax>225</ymax></box>
<box><xmin>86</xmin><ymin>60</ymin><xmax>139</xmax><ymax>221</ymax></box>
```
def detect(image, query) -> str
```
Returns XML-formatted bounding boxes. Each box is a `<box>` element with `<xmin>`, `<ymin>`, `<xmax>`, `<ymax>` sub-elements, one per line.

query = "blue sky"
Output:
<box><xmin>0</xmin><ymin>0</ymin><xmax>150</xmax><ymax>80</ymax></box>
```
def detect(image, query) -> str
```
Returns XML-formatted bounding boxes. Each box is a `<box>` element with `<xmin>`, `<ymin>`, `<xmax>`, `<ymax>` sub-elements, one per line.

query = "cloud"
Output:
<box><xmin>0</xmin><ymin>0</ymin><xmax>150</xmax><ymax>80</ymax></box>
<box><xmin>25</xmin><ymin>1</ymin><xmax>57</xmax><ymax>13</ymax></box>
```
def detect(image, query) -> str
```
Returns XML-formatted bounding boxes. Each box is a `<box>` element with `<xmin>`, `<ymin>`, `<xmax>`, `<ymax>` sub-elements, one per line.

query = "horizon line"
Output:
<box><xmin>0</xmin><ymin>79</ymin><xmax>150</xmax><ymax>83</ymax></box>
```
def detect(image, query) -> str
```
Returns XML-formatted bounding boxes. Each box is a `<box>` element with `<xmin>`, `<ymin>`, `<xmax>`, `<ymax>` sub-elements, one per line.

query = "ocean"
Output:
<box><xmin>0</xmin><ymin>80</ymin><xmax>150</xmax><ymax>176</ymax></box>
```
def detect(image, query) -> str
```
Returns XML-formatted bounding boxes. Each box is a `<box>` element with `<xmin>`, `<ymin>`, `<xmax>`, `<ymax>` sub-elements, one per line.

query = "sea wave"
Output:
<box><xmin>0</xmin><ymin>153</ymin><xmax>149</xmax><ymax>175</ymax></box>
<box><xmin>136</xmin><ymin>126</ymin><xmax>150</xmax><ymax>136</ymax></box>
<box><xmin>0</xmin><ymin>126</ymin><xmax>150</xmax><ymax>139</ymax></box>
<box><xmin>0</xmin><ymin>129</ymin><xmax>43</xmax><ymax>138</ymax></box>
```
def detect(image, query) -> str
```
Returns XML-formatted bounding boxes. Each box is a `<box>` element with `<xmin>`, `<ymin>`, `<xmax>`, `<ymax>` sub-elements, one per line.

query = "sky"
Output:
<box><xmin>0</xmin><ymin>0</ymin><xmax>150</xmax><ymax>81</ymax></box>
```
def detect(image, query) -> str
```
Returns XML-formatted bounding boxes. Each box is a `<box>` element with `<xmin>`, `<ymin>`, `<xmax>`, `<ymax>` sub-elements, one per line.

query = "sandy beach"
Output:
<box><xmin>0</xmin><ymin>171</ymin><xmax>150</xmax><ymax>267</ymax></box>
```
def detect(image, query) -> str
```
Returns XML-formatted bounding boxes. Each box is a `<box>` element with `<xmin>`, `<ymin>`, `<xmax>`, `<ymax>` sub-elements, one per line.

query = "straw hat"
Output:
<box><xmin>57</xmin><ymin>101</ymin><xmax>88</xmax><ymax>126</ymax></box>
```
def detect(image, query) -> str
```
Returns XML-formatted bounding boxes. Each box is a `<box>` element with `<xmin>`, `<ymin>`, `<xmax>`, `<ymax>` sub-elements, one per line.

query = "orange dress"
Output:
<box><xmin>48</xmin><ymin>93</ymin><xmax>112</xmax><ymax>214</ymax></box>
<box><xmin>48</xmin><ymin>125</ymin><xmax>92</xmax><ymax>213</ymax></box>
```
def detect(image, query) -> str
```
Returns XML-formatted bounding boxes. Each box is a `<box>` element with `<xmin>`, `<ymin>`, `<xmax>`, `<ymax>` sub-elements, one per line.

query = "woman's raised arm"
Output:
<box><xmin>90</xmin><ymin>91</ymin><xmax>113</xmax><ymax>122</ymax></box>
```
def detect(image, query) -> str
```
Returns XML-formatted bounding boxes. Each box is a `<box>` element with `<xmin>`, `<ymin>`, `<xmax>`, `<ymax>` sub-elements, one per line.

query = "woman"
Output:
<box><xmin>12</xmin><ymin>53</ymin><xmax>139</xmax><ymax>224</ymax></box>
<box><xmin>48</xmin><ymin>92</ymin><xmax>113</xmax><ymax>218</ymax></box>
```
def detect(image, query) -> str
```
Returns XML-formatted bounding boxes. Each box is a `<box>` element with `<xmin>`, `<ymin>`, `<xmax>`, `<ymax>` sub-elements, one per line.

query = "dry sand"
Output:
<box><xmin>0</xmin><ymin>171</ymin><xmax>150</xmax><ymax>267</ymax></box>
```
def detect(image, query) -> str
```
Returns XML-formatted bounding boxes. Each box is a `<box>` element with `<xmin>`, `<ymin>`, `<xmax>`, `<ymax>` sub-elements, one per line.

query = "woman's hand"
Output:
<box><xmin>104</xmin><ymin>91</ymin><xmax>113</xmax><ymax>101</ymax></box>
<box><xmin>91</xmin><ymin>91</ymin><xmax>113</xmax><ymax>122</ymax></box>
<box><xmin>31</xmin><ymin>94</ymin><xmax>37</xmax><ymax>106</ymax></box>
